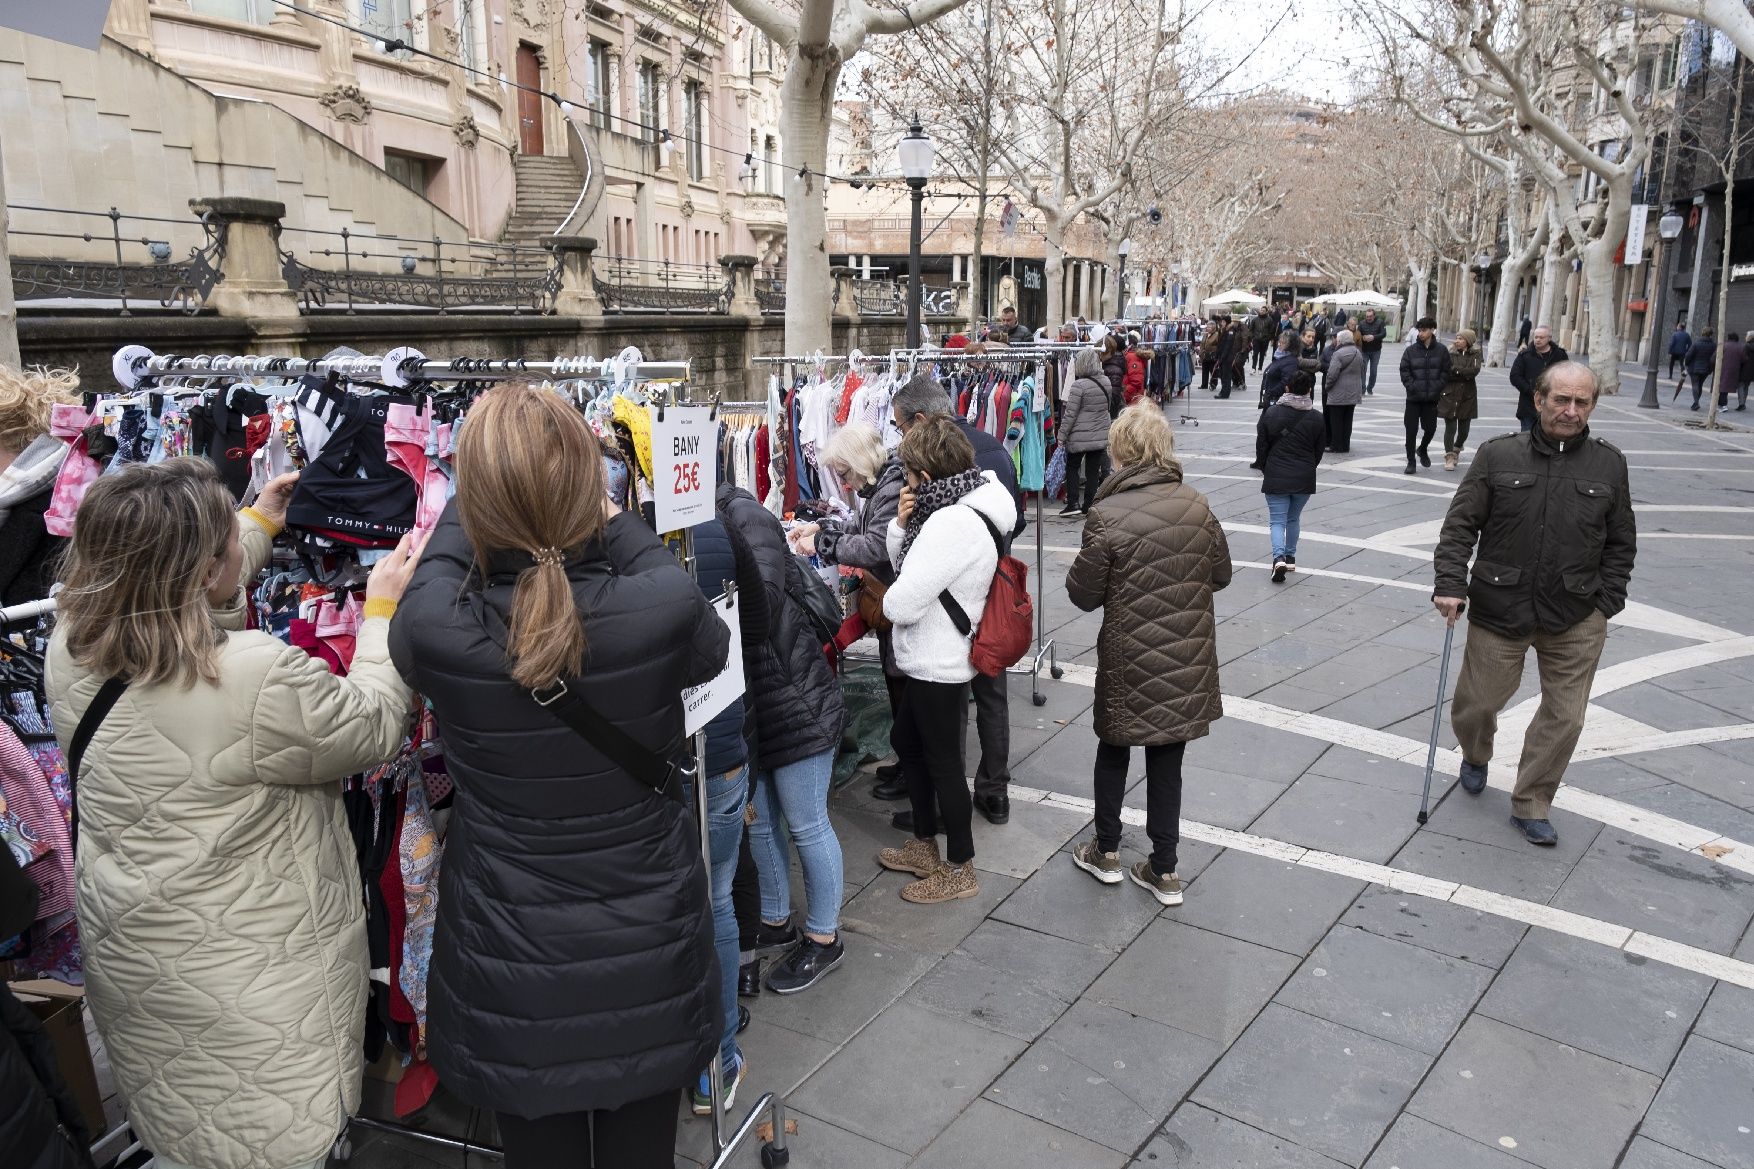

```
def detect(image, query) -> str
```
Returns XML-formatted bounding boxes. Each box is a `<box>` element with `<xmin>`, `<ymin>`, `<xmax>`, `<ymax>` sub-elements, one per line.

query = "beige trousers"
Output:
<box><xmin>1449</xmin><ymin>610</ymin><xmax>1607</xmax><ymax>819</ymax></box>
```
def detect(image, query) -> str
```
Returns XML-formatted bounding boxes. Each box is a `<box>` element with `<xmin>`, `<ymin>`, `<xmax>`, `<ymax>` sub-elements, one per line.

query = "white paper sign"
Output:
<box><xmin>1625</xmin><ymin>205</ymin><xmax>1648</xmax><ymax>266</ymax></box>
<box><xmin>650</xmin><ymin>405</ymin><xmax>718</xmax><ymax>530</ymax></box>
<box><xmin>683</xmin><ymin>593</ymin><xmax>745</xmax><ymax>736</ymax></box>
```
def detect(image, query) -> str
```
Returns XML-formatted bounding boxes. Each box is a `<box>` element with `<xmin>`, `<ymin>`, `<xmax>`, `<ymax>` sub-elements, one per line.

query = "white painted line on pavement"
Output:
<box><xmin>1003</xmin><ymin>780</ymin><xmax>1754</xmax><ymax>990</ymax></box>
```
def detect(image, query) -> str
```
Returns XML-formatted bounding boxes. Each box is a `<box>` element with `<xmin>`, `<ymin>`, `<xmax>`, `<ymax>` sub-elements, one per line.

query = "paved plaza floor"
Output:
<box><xmin>346</xmin><ymin>348</ymin><xmax>1754</xmax><ymax>1169</ymax></box>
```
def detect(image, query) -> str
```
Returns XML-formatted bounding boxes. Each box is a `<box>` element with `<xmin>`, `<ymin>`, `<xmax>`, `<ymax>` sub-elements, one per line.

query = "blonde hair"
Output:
<box><xmin>59</xmin><ymin>458</ymin><xmax>236</xmax><ymax>688</ymax></box>
<box><xmin>454</xmin><ymin>384</ymin><xmax>605</xmax><ymax>690</ymax></box>
<box><xmin>821</xmin><ymin>421</ymin><xmax>885</xmax><ymax>488</ymax></box>
<box><xmin>898</xmin><ymin>415</ymin><xmax>976</xmax><ymax>481</ymax></box>
<box><xmin>0</xmin><ymin>365</ymin><xmax>77</xmax><ymax>455</ymax></box>
<box><xmin>1109</xmin><ymin>401</ymin><xmax>1178</xmax><ymax>471</ymax></box>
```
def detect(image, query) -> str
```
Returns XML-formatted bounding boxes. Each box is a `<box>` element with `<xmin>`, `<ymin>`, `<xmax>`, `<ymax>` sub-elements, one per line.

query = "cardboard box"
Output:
<box><xmin>10</xmin><ymin>979</ymin><xmax>106</xmax><ymax>1138</ymax></box>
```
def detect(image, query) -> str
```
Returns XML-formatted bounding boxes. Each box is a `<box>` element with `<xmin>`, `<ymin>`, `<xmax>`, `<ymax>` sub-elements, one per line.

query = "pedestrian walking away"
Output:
<box><xmin>1060</xmin><ymin>347</ymin><xmax>1114</xmax><ymax>515</ymax></box>
<box><xmin>1684</xmin><ymin>328</ymin><xmax>1717</xmax><ymax>410</ymax></box>
<box><xmin>1431</xmin><ymin>361</ymin><xmax>1637</xmax><ymax>847</ymax></box>
<box><xmin>1717</xmin><ymin>332</ymin><xmax>1745</xmax><ymax>411</ymax></box>
<box><xmin>1667</xmin><ymin>319</ymin><xmax>1691</xmax><ymax>380</ymax></box>
<box><xmin>1399</xmin><ymin>315</ymin><xmax>1451</xmax><ymax>473</ymax></box>
<box><xmin>1439</xmin><ymin>329</ymin><xmax>1482</xmax><ymax>471</ymax></box>
<box><xmin>1323</xmin><ymin>329</ymin><xmax>1365</xmax><ymax>452</ymax></box>
<box><xmin>1508</xmin><ymin>325</ymin><xmax>1567</xmax><ymax>432</ymax></box>
<box><xmin>1066</xmin><ymin>402</ymin><xmax>1231</xmax><ymax>906</ymax></box>
<box><xmin>1254</xmin><ymin>370</ymin><xmax>1325</xmax><ymax>581</ymax></box>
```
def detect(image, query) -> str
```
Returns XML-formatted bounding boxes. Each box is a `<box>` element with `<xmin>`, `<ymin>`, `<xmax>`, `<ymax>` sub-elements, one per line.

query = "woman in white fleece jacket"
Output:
<box><xmin>875</xmin><ymin>416</ymin><xmax>1017</xmax><ymax>905</ymax></box>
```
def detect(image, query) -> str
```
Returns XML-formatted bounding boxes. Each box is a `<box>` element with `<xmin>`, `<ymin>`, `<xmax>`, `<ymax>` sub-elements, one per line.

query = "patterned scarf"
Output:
<box><xmin>896</xmin><ymin>468</ymin><xmax>986</xmax><ymax>568</ymax></box>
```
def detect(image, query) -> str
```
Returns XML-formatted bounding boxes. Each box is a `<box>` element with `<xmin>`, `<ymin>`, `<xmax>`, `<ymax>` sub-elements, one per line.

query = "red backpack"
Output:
<box><xmin>938</xmin><ymin>508</ymin><xmax>1035</xmax><ymax>677</ymax></box>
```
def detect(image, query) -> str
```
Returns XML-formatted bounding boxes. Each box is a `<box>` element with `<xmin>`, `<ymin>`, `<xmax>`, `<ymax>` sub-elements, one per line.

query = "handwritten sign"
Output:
<box><xmin>683</xmin><ymin>593</ymin><xmax>744</xmax><ymax>736</ymax></box>
<box><xmin>650</xmin><ymin>405</ymin><xmax>717</xmax><ymax>531</ymax></box>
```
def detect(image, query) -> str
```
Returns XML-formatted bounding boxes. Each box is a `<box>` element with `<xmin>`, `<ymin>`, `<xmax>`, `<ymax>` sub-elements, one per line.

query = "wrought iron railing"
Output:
<box><xmin>278</xmin><ymin>227</ymin><xmax>558</xmax><ymax>314</ymax></box>
<box><xmin>756</xmin><ymin>266</ymin><xmax>785</xmax><ymax>314</ymax></box>
<box><xmin>853</xmin><ymin>278</ymin><xmax>902</xmax><ymax>316</ymax></box>
<box><xmin>6</xmin><ymin>205</ymin><xmax>223</xmax><ymax>315</ymax></box>
<box><xmin>593</xmin><ymin>258</ymin><xmax>731</xmax><ymax>314</ymax></box>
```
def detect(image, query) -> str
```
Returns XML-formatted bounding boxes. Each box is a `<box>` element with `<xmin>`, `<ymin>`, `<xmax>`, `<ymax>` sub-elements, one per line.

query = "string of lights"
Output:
<box><xmin>264</xmin><ymin>0</ymin><xmax>914</xmax><ymax>191</ymax></box>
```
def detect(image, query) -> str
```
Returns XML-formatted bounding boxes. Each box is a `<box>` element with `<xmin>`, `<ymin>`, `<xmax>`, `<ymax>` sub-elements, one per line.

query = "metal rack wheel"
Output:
<box><xmin>1032</xmin><ymin>692</ymin><xmax>1048</xmax><ymax>707</ymax></box>
<box><xmin>330</xmin><ymin>1133</ymin><xmax>354</xmax><ymax>1162</ymax></box>
<box><xmin>760</xmin><ymin>1142</ymin><xmax>790</xmax><ymax>1167</ymax></box>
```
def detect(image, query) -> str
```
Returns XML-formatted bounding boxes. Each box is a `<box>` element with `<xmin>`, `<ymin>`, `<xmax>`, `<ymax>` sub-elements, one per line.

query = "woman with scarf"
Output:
<box><xmin>1438</xmin><ymin>329</ymin><xmax>1483</xmax><ymax>471</ymax></box>
<box><xmin>1256</xmin><ymin>369</ymin><xmax>1326</xmax><ymax>583</ymax></box>
<box><xmin>876</xmin><ymin>416</ymin><xmax>1017</xmax><ymax>905</ymax></box>
<box><xmin>0</xmin><ymin>365</ymin><xmax>75</xmax><ymax>605</ymax></box>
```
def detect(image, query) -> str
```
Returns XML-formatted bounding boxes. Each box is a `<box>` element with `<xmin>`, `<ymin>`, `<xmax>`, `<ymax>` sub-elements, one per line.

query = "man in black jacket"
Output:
<box><xmin>1432</xmin><ymin>361</ymin><xmax>1636</xmax><ymax>847</ymax></box>
<box><xmin>893</xmin><ymin>375</ymin><xmax>1020</xmax><ymax>826</ymax></box>
<box><xmin>1000</xmin><ymin>305</ymin><xmax>1033</xmax><ymax>345</ymax></box>
<box><xmin>1508</xmin><ymin>326</ymin><xmax>1567</xmax><ymax>432</ymax></box>
<box><xmin>1355</xmin><ymin>309</ymin><xmax>1387</xmax><ymax>394</ymax></box>
<box><xmin>1399</xmin><ymin>315</ymin><xmax>1452</xmax><ymax>474</ymax></box>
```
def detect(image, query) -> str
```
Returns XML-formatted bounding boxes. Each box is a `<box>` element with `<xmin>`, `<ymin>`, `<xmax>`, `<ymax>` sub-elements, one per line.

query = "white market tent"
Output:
<box><xmin>1326</xmin><ymin>289</ymin><xmax>1401</xmax><ymax>309</ymax></box>
<box><xmin>1201</xmin><ymin>288</ymin><xmax>1267</xmax><ymax>309</ymax></box>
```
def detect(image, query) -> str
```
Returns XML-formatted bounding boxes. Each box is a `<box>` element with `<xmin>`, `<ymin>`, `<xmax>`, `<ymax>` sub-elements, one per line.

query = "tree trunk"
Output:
<box><xmin>1708</xmin><ymin>64</ymin><xmax>1744</xmax><ymax>428</ymax></box>
<box><xmin>0</xmin><ymin>136</ymin><xmax>18</xmax><ymax>368</ymax></box>
<box><xmin>1581</xmin><ymin>230</ymin><xmax>1625</xmax><ymax>393</ymax></box>
<box><xmin>1043</xmin><ymin>214</ymin><xmax>1067</xmax><ymax>328</ymax></box>
<box><xmin>1408</xmin><ymin>261</ymin><xmax>1430</xmax><ymax>323</ymax></box>
<box><xmin>779</xmin><ymin>51</ymin><xmax>840</xmax><ymax>355</ymax></box>
<box><xmin>969</xmin><ymin>186</ymin><xmax>988</xmax><ymax>332</ymax></box>
<box><xmin>1537</xmin><ymin>239</ymin><xmax>1565</xmax><ymax>332</ymax></box>
<box><xmin>1487</xmin><ymin>220</ymin><xmax>1548</xmax><ymax>367</ymax></box>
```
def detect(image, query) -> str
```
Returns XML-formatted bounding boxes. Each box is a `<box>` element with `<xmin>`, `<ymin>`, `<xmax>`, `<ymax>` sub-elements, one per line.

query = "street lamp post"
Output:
<box><xmin>898</xmin><ymin>116</ymin><xmax>934</xmax><ymax>349</ymax></box>
<box><xmin>1640</xmin><ymin>208</ymin><xmax>1687</xmax><ymax>409</ymax></box>
<box><xmin>1116</xmin><ymin>237</ymin><xmax>1132</xmax><ymax>319</ymax></box>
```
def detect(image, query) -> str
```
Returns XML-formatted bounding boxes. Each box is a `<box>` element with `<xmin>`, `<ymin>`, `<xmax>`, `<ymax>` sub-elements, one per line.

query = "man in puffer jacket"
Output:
<box><xmin>1399</xmin><ymin>315</ymin><xmax>1453</xmax><ymax>474</ymax></box>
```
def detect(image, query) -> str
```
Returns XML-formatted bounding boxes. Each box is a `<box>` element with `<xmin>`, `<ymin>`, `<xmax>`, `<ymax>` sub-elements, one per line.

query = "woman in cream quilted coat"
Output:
<box><xmin>45</xmin><ymin>459</ymin><xmax>422</xmax><ymax>1169</ymax></box>
<box><xmin>1064</xmin><ymin>402</ymin><xmax>1231</xmax><ymax>907</ymax></box>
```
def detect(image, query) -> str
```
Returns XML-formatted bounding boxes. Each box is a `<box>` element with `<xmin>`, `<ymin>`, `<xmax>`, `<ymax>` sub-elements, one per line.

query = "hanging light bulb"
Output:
<box><xmin>739</xmin><ymin>152</ymin><xmax>758</xmax><ymax>187</ymax></box>
<box><xmin>659</xmin><ymin>129</ymin><xmax>675</xmax><ymax>164</ymax></box>
<box><xmin>559</xmin><ymin>100</ymin><xmax>576</xmax><ymax>116</ymax></box>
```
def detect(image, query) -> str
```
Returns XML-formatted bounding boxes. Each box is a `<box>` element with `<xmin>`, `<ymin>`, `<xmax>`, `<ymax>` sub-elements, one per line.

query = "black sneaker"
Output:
<box><xmin>738</xmin><ymin>958</ymin><xmax>763</xmax><ymax>997</ymax></box>
<box><xmin>766</xmin><ymin>937</ymin><xmax>845</xmax><ymax>995</ymax></box>
<box><xmin>1271</xmin><ymin>560</ymin><xmax>1288</xmax><ymax>583</ymax></box>
<box><xmin>973</xmin><ymin>792</ymin><xmax>1010</xmax><ymax>825</ymax></box>
<box><xmin>1418</xmin><ymin>449</ymin><xmax>1432</xmax><ymax>468</ymax></box>
<box><xmin>872</xmin><ymin>774</ymin><xmax>909</xmax><ymax>801</ymax></box>
<box><xmin>755</xmin><ymin>919</ymin><xmax>799</xmax><ymax>953</ymax></box>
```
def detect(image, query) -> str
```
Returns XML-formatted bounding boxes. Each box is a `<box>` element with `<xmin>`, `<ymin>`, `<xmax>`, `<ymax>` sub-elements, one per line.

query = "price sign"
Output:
<box><xmin>683</xmin><ymin>593</ymin><xmax>745</xmax><ymax>736</ymax></box>
<box><xmin>650</xmin><ymin>405</ymin><xmax>718</xmax><ymax>530</ymax></box>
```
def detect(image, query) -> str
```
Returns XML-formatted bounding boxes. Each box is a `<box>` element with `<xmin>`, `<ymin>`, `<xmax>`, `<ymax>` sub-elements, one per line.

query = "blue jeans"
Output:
<box><xmin>749</xmin><ymin>748</ymin><xmax>843</xmax><ymax>938</ymax></box>
<box><xmin>689</xmin><ymin>763</ymin><xmax>749</xmax><ymax>1073</ymax></box>
<box><xmin>1363</xmin><ymin>348</ymin><xmax>1381</xmax><ymax>392</ymax></box>
<box><xmin>1267</xmin><ymin>493</ymin><xmax>1311</xmax><ymax>562</ymax></box>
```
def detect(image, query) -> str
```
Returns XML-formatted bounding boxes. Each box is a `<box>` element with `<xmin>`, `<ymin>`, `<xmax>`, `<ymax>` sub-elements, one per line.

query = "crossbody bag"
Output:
<box><xmin>66</xmin><ymin>677</ymin><xmax>131</xmax><ymax>847</ymax></box>
<box><xmin>529</xmin><ymin>678</ymin><xmax>694</xmax><ymax>806</ymax></box>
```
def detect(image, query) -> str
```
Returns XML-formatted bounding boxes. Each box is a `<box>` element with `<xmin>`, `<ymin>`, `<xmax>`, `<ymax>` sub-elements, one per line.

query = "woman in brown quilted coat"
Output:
<box><xmin>1065</xmin><ymin>403</ymin><xmax>1232</xmax><ymax>906</ymax></box>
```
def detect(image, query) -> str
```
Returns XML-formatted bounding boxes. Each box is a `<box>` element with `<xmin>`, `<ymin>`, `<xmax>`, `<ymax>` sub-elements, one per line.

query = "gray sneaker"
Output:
<box><xmin>1129</xmin><ymin>861</ymin><xmax>1184</xmax><ymax>906</ymax></box>
<box><xmin>1459</xmin><ymin>760</ymin><xmax>1488</xmax><ymax>795</ymax></box>
<box><xmin>1071</xmin><ymin>840</ymin><xmax>1124</xmax><ymax>885</ymax></box>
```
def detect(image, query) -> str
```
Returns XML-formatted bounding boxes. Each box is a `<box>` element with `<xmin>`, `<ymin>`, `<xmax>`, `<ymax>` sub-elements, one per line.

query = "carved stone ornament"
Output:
<box><xmin>318</xmin><ymin>84</ymin><xmax>373</xmax><ymax>125</ymax></box>
<box><xmin>454</xmin><ymin>114</ymin><xmax>481</xmax><ymax>148</ymax></box>
<box><xmin>680</xmin><ymin>196</ymin><xmax>696</xmax><ymax>219</ymax></box>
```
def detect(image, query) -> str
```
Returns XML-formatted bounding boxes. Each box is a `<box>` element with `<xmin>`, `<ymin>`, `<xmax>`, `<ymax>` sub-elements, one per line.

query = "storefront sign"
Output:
<box><xmin>1733</xmin><ymin>263</ymin><xmax>1754</xmax><ymax>281</ymax></box>
<box><xmin>683</xmin><ymin>593</ymin><xmax>744</xmax><ymax>735</ymax></box>
<box><xmin>650</xmin><ymin>405</ymin><xmax>717</xmax><ymax>530</ymax></box>
<box><xmin>1624</xmin><ymin>205</ymin><xmax>1647</xmax><ymax>266</ymax></box>
<box><xmin>1023</xmin><ymin>268</ymin><xmax>1043</xmax><ymax>291</ymax></box>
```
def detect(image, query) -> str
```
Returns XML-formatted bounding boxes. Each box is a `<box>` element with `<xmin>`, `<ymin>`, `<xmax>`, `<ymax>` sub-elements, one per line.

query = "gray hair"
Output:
<box><xmin>1336</xmin><ymin>329</ymin><xmax>1355</xmax><ymax>345</ymax></box>
<box><xmin>1535</xmin><ymin>359</ymin><xmax>1599</xmax><ymax>400</ymax></box>
<box><xmin>891</xmin><ymin>373</ymin><xmax>952</xmax><ymax>421</ymax></box>
<box><xmin>821</xmin><ymin>421</ymin><xmax>885</xmax><ymax>487</ymax></box>
<box><xmin>1072</xmin><ymin>347</ymin><xmax>1103</xmax><ymax>378</ymax></box>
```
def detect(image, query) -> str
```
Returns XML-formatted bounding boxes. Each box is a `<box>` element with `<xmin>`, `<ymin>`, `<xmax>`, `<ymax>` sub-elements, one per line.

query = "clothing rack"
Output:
<box><xmin>0</xmin><ymin>596</ymin><xmax>56</xmax><ymax>625</ymax></box>
<box><xmin>111</xmin><ymin>344</ymin><xmax>692</xmax><ymax>391</ymax></box>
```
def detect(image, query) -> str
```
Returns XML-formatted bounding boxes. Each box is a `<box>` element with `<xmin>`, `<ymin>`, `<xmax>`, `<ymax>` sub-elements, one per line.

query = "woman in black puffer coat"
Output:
<box><xmin>391</xmin><ymin>386</ymin><xmax>728</xmax><ymax>1169</ymax></box>
<box><xmin>717</xmin><ymin>483</ymin><xmax>848</xmax><ymax>997</ymax></box>
<box><xmin>1256</xmin><ymin>370</ymin><xmax>1327</xmax><ymax>582</ymax></box>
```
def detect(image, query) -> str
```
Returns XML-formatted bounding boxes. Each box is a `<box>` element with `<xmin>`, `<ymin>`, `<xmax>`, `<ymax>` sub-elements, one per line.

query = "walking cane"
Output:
<box><xmin>1416</xmin><ymin>607</ymin><xmax>1462</xmax><ymax>826</ymax></box>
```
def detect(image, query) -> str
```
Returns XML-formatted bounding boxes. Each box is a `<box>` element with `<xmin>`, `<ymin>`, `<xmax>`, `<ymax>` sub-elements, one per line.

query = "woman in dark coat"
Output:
<box><xmin>1065</xmin><ymin>402</ymin><xmax>1231</xmax><ymax>906</ymax></box>
<box><xmin>1256</xmin><ymin>370</ymin><xmax>1326</xmax><ymax>582</ymax></box>
<box><xmin>717</xmin><ymin>480</ymin><xmax>848</xmax><ymax>996</ymax></box>
<box><xmin>1323</xmin><ymin>330</ymin><xmax>1366</xmax><ymax>452</ymax></box>
<box><xmin>1101</xmin><ymin>335</ymin><xmax>1128</xmax><ymax>419</ymax></box>
<box><xmin>1438</xmin><ymin>328</ymin><xmax>1483</xmax><ymax>471</ymax></box>
<box><xmin>1685</xmin><ymin>328</ymin><xmax>1717</xmax><ymax>410</ymax></box>
<box><xmin>391</xmin><ymin>385</ymin><xmax>729</xmax><ymax>1169</ymax></box>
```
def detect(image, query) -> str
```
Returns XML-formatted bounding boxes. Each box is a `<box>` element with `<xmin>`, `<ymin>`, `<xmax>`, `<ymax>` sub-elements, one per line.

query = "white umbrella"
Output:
<box><xmin>1328</xmin><ymin>289</ymin><xmax>1400</xmax><ymax>308</ymax></box>
<box><xmin>1201</xmin><ymin>288</ymin><xmax>1267</xmax><ymax>309</ymax></box>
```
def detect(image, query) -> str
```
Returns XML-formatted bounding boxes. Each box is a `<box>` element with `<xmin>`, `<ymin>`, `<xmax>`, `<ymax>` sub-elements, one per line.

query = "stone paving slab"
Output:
<box><xmin>992</xmin><ymin>852</ymin><xmax>1169</xmax><ymax>953</ymax></box>
<box><xmin>1406</xmin><ymin>1016</ymin><xmax>1660</xmax><ymax>1169</ymax></box>
<box><xmin>1362</xmin><ymin>1115</ymin><xmax>1534</xmax><ymax>1169</ymax></box>
<box><xmin>1549</xmin><ymin>830</ymin><xmax>1754</xmax><ymax>954</ymax></box>
<box><xmin>1142</xmin><ymin>1103</ymin><xmax>1351</xmax><ymax>1168</ymax></box>
<box><xmin>985</xmin><ymin>1001</ymin><xmax>1223</xmax><ymax>1154</ymax></box>
<box><xmin>749</xmin><ymin>933</ymin><xmax>936</xmax><ymax>1045</ymax></box>
<box><xmin>1695</xmin><ymin>981</ymin><xmax>1754</xmax><ymax>1054</ymax></box>
<box><xmin>787</xmin><ymin>1001</ymin><xmax>1027</xmax><ymax>1157</ymax></box>
<box><xmin>1248</xmin><ymin>773</ymin><xmax>1419</xmax><ymax>864</ymax></box>
<box><xmin>1174</xmin><ymin>849</ymin><xmax>1367</xmax><ymax>956</ymax></box>
<box><xmin>1637</xmin><ymin>1035</ymin><xmax>1754</xmax><ymax>1169</ymax></box>
<box><xmin>910</xmin><ymin>1099</ymin><xmax>1125</xmax><ymax>1169</ymax></box>
<box><xmin>1175</xmin><ymin>764</ymin><xmax>1291</xmax><ymax>830</ymax></box>
<box><xmin>1086</xmin><ymin>918</ymin><xmax>1298</xmax><ymax>1044</ymax></box>
<box><xmin>1339</xmin><ymin>885</ymin><xmax>1528</xmax><ymax>968</ymax></box>
<box><xmin>1618</xmin><ymin>1137</ymin><xmax>1733</xmax><ymax>1169</ymax></box>
<box><xmin>839</xmin><ymin>869</ymin><xmax>1020</xmax><ymax>957</ymax></box>
<box><xmin>1391</xmin><ymin>830</ymin><xmax>1578</xmax><ymax>903</ymax></box>
<box><xmin>1475</xmin><ymin>931</ymin><xmax>1713</xmax><ymax>1075</ymax></box>
<box><xmin>1191</xmin><ymin>1003</ymin><xmax>1430</xmax><ymax>1166</ymax></box>
<box><xmin>1276</xmin><ymin>925</ymin><xmax>1493</xmax><ymax>1054</ymax></box>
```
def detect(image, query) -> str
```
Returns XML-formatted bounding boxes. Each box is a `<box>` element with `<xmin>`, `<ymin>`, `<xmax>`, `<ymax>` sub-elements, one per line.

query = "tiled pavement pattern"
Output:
<box><xmin>339</xmin><ymin>348</ymin><xmax>1754</xmax><ymax>1169</ymax></box>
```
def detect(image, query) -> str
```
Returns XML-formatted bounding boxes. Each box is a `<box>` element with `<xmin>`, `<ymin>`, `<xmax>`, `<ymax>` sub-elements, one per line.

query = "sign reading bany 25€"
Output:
<box><xmin>650</xmin><ymin>406</ymin><xmax>718</xmax><ymax>530</ymax></box>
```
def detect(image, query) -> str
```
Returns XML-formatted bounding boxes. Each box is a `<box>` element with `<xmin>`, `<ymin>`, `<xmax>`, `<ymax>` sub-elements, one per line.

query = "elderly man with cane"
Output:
<box><xmin>1428</xmin><ymin>361</ymin><xmax>1637</xmax><ymax>846</ymax></box>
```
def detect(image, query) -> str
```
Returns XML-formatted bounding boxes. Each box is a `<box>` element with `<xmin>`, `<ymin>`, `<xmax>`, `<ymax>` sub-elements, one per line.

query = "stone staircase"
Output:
<box><xmin>500</xmin><ymin>155</ymin><xmax>585</xmax><ymax>252</ymax></box>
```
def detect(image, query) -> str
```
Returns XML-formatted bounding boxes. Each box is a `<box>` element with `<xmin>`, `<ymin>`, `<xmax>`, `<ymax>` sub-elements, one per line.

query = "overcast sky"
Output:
<box><xmin>1184</xmin><ymin>0</ymin><xmax>1357</xmax><ymax>105</ymax></box>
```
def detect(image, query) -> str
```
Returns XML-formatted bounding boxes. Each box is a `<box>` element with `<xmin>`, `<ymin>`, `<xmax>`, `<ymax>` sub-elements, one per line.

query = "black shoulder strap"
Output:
<box><xmin>531</xmin><ymin>680</ymin><xmax>690</xmax><ymax>804</ymax></box>
<box><xmin>67</xmin><ymin>677</ymin><xmax>129</xmax><ymax>846</ymax></box>
<box><xmin>938</xmin><ymin>506</ymin><xmax>1005</xmax><ymax>636</ymax></box>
